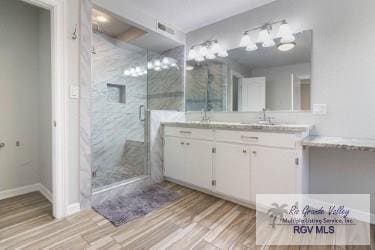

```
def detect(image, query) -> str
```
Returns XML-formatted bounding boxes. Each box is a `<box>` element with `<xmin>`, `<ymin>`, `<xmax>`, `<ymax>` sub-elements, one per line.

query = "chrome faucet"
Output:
<box><xmin>201</xmin><ymin>109</ymin><xmax>210</xmax><ymax>123</ymax></box>
<box><xmin>257</xmin><ymin>108</ymin><xmax>274</xmax><ymax>125</ymax></box>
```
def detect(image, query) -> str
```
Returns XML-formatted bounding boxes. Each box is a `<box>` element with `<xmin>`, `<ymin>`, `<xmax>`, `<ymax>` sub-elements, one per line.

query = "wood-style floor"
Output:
<box><xmin>0</xmin><ymin>182</ymin><xmax>374</xmax><ymax>249</ymax></box>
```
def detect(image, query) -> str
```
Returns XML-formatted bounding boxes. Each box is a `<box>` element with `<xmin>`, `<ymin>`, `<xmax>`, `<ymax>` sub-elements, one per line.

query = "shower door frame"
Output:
<box><xmin>22</xmin><ymin>0</ymin><xmax>68</xmax><ymax>219</ymax></box>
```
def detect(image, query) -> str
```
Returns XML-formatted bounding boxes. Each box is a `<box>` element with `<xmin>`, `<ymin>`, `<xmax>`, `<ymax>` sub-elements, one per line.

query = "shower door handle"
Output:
<box><xmin>139</xmin><ymin>105</ymin><xmax>145</xmax><ymax>122</ymax></box>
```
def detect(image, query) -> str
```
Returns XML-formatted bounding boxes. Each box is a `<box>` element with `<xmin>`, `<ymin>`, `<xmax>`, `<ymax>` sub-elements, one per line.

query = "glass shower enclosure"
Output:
<box><xmin>91</xmin><ymin>31</ymin><xmax>149</xmax><ymax>191</ymax></box>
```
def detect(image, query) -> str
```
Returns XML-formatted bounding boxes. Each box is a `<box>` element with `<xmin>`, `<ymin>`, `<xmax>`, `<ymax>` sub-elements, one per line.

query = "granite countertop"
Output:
<box><xmin>161</xmin><ymin>121</ymin><xmax>313</xmax><ymax>133</ymax></box>
<box><xmin>302</xmin><ymin>136</ymin><xmax>375</xmax><ymax>152</ymax></box>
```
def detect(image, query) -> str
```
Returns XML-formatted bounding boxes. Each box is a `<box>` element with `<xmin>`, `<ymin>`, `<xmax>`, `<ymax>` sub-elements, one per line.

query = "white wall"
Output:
<box><xmin>186</xmin><ymin>0</ymin><xmax>375</xmax><ymax>212</ymax></box>
<box><xmin>0</xmin><ymin>0</ymin><xmax>51</xmax><ymax>193</ymax></box>
<box><xmin>65</xmin><ymin>0</ymin><xmax>81</xmax><ymax>205</ymax></box>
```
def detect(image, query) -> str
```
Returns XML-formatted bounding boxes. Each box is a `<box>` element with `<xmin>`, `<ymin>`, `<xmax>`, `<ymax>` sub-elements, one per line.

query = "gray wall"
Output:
<box><xmin>186</xmin><ymin>0</ymin><xmax>375</xmax><ymax>212</ymax></box>
<box><xmin>251</xmin><ymin>62</ymin><xmax>311</xmax><ymax>110</ymax></box>
<box><xmin>0</xmin><ymin>0</ymin><xmax>51</xmax><ymax>192</ymax></box>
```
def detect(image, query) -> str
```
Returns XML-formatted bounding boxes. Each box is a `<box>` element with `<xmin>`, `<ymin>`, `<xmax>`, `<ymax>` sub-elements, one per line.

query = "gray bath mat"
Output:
<box><xmin>92</xmin><ymin>185</ymin><xmax>180</xmax><ymax>226</ymax></box>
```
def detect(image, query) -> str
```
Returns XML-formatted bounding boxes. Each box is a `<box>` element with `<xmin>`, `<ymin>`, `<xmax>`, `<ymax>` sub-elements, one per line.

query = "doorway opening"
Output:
<box><xmin>0</xmin><ymin>0</ymin><xmax>66</xmax><ymax>219</ymax></box>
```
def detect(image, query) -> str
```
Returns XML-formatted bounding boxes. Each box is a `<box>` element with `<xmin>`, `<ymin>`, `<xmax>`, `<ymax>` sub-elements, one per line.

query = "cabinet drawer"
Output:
<box><xmin>215</xmin><ymin>130</ymin><xmax>297</xmax><ymax>149</ymax></box>
<box><xmin>164</xmin><ymin>126</ymin><xmax>214</xmax><ymax>140</ymax></box>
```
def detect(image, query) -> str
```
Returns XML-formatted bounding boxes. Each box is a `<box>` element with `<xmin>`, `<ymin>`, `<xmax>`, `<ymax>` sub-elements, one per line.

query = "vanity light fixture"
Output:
<box><xmin>187</xmin><ymin>40</ymin><xmax>228</xmax><ymax>62</ymax></box>
<box><xmin>277</xmin><ymin>20</ymin><xmax>295</xmax><ymax>43</ymax></box>
<box><xmin>239</xmin><ymin>20</ymin><xmax>295</xmax><ymax>51</ymax></box>
<box><xmin>257</xmin><ymin>28</ymin><xmax>275</xmax><ymax>47</ymax></box>
<box><xmin>124</xmin><ymin>57</ymin><xmax>178</xmax><ymax>78</ymax></box>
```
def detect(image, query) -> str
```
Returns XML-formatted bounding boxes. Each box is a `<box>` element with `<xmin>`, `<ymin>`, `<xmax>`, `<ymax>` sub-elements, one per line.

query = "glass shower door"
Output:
<box><xmin>91</xmin><ymin>32</ymin><xmax>148</xmax><ymax>191</ymax></box>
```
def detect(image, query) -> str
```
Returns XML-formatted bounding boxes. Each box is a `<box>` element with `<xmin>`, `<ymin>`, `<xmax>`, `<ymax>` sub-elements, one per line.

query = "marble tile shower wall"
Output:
<box><xmin>92</xmin><ymin>33</ymin><xmax>147</xmax><ymax>189</ymax></box>
<box><xmin>148</xmin><ymin>46</ymin><xmax>185</xmax><ymax>111</ymax></box>
<box><xmin>186</xmin><ymin>61</ymin><xmax>228</xmax><ymax>111</ymax></box>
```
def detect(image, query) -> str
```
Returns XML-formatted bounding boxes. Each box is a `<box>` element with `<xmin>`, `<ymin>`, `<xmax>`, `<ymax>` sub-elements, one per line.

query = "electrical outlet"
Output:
<box><xmin>313</xmin><ymin>104</ymin><xmax>327</xmax><ymax>115</ymax></box>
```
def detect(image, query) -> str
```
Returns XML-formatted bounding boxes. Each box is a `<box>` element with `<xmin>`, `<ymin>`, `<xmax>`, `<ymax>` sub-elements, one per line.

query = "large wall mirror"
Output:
<box><xmin>186</xmin><ymin>30</ymin><xmax>312</xmax><ymax>112</ymax></box>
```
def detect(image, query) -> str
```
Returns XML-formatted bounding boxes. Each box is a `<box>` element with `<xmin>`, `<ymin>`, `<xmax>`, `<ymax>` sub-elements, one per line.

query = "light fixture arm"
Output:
<box><xmin>242</xmin><ymin>19</ymin><xmax>286</xmax><ymax>35</ymax></box>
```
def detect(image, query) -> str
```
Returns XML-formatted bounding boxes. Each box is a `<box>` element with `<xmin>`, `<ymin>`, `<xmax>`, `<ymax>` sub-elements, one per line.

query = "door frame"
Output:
<box><xmin>22</xmin><ymin>0</ymin><xmax>67</xmax><ymax>219</ymax></box>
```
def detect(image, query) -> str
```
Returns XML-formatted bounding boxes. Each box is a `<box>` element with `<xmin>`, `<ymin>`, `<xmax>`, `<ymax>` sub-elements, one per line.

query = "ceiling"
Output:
<box><xmin>116</xmin><ymin>0</ymin><xmax>277</xmax><ymax>32</ymax></box>
<box><xmin>92</xmin><ymin>8</ymin><xmax>182</xmax><ymax>52</ymax></box>
<box><xmin>228</xmin><ymin>30</ymin><xmax>312</xmax><ymax>69</ymax></box>
<box><xmin>92</xmin><ymin>9</ymin><xmax>134</xmax><ymax>37</ymax></box>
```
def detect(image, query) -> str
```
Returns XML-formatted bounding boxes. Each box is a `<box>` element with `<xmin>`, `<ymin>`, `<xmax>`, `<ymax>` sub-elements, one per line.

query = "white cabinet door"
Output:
<box><xmin>164</xmin><ymin>136</ymin><xmax>186</xmax><ymax>182</ymax></box>
<box><xmin>215</xmin><ymin>142</ymin><xmax>251</xmax><ymax>201</ymax></box>
<box><xmin>185</xmin><ymin>139</ymin><xmax>213</xmax><ymax>190</ymax></box>
<box><xmin>250</xmin><ymin>146</ymin><xmax>298</xmax><ymax>202</ymax></box>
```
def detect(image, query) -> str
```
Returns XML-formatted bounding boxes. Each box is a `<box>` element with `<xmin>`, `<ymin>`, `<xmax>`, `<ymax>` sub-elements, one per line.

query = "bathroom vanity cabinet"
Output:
<box><xmin>163</xmin><ymin>122</ymin><xmax>311</xmax><ymax>206</ymax></box>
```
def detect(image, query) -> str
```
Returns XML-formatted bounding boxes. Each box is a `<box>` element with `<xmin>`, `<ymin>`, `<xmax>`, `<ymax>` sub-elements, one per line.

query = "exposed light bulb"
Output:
<box><xmin>124</xmin><ymin>70</ymin><xmax>130</xmax><ymax>76</ymax></box>
<box><xmin>277</xmin><ymin>42</ymin><xmax>296</xmax><ymax>51</ymax></box>
<box><xmin>135</xmin><ymin>67</ymin><xmax>141</xmax><ymax>72</ymax></box>
<box><xmin>188</xmin><ymin>47</ymin><xmax>197</xmax><ymax>61</ymax></box>
<box><xmin>154</xmin><ymin>67</ymin><xmax>162</xmax><ymax>71</ymax></box>
<box><xmin>162</xmin><ymin>65</ymin><xmax>170</xmax><ymax>69</ymax></box>
<box><xmin>130</xmin><ymin>68</ymin><xmax>135</xmax><ymax>74</ymax></box>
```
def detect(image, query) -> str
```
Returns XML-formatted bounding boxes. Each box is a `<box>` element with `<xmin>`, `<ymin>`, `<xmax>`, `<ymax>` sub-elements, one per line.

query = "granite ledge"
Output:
<box><xmin>161</xmin><ymin>121</ymin><xmax>313</xmax><ymax>133</ymax></box>
<box><xmin>302</xmin><ymin>136</ymin><xmax>375</xmax><ymax>152</ymax></box>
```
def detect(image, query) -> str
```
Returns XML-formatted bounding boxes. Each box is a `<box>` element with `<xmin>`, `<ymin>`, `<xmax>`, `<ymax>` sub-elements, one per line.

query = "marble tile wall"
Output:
<box><xmin>148</xmin><ymin>46</ymin><xmax>185</xmax><ymax>111</ymax></box>
<box><xmin>149</xmin><ymin>111</ymin><xmax>185</xmax><ymax>184</ymax></box>
<box><xmin>79</xmin><ymin>0</ymin><xmax>93</xmax><ymax>210</ymax></box>
<box><xmin>186</xmin><ymin>61</ymin><xmax>228</xmax><ymax>111</ymax></box>
<box><xmin>91</xmin><ymin>33</ymin><xmax>148</xmax><ymax>190</ymax></box>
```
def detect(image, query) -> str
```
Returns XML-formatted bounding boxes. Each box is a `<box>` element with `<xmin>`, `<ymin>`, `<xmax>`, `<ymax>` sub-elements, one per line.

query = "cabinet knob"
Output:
<box><xmin>252</xmin><ymin>151</ymin><xmax>257</xmax><ymax>155</ymax></box>
<box><xmin>181</xmin><ymin>142</ymin><xmax>185</xmax><ymax>145</ymax></box>
<box><xmin>186</xmin><ymin>142</ymin><xmax>190</xmax><ymax>146</ymax></box>
<box><xmin>243</xmin><ymin>149</ymin><xmax>247</xmax><ymax>153</ymax></box>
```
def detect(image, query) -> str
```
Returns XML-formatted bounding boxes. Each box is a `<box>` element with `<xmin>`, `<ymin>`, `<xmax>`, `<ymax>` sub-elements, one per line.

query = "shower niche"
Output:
<box><xmin>106</xmin><ymin>83</ymin><xmax>126</xmax><ymax>104</ymax></box>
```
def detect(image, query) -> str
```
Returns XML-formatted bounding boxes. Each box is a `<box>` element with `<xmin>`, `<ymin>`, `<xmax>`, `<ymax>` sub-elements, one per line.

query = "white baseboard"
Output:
<box><xmin>0</xmin><ymin>183</ymin><xmax>40</xmax><ymax>201</ymax></box>
<box><xmin>67</xmin><ymin>203</ymin><xmax>81</xmax><ymax>215</ymax></box>
<box><xmin>0</xmin><ymin>183</ymin><xmax>52</xmax><ymax>203</ymax></box>
<box><xmin>37</xmin><ymin>183</ymin><xmax>53</xmax><ymax>202</ymax></box>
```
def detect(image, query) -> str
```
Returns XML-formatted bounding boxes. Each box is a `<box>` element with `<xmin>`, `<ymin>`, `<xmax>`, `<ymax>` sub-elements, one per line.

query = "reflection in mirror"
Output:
<box><xmin>186</xmin><ymin>30</ymin><xmax>312</xmax><ymax>112</ymax></box>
